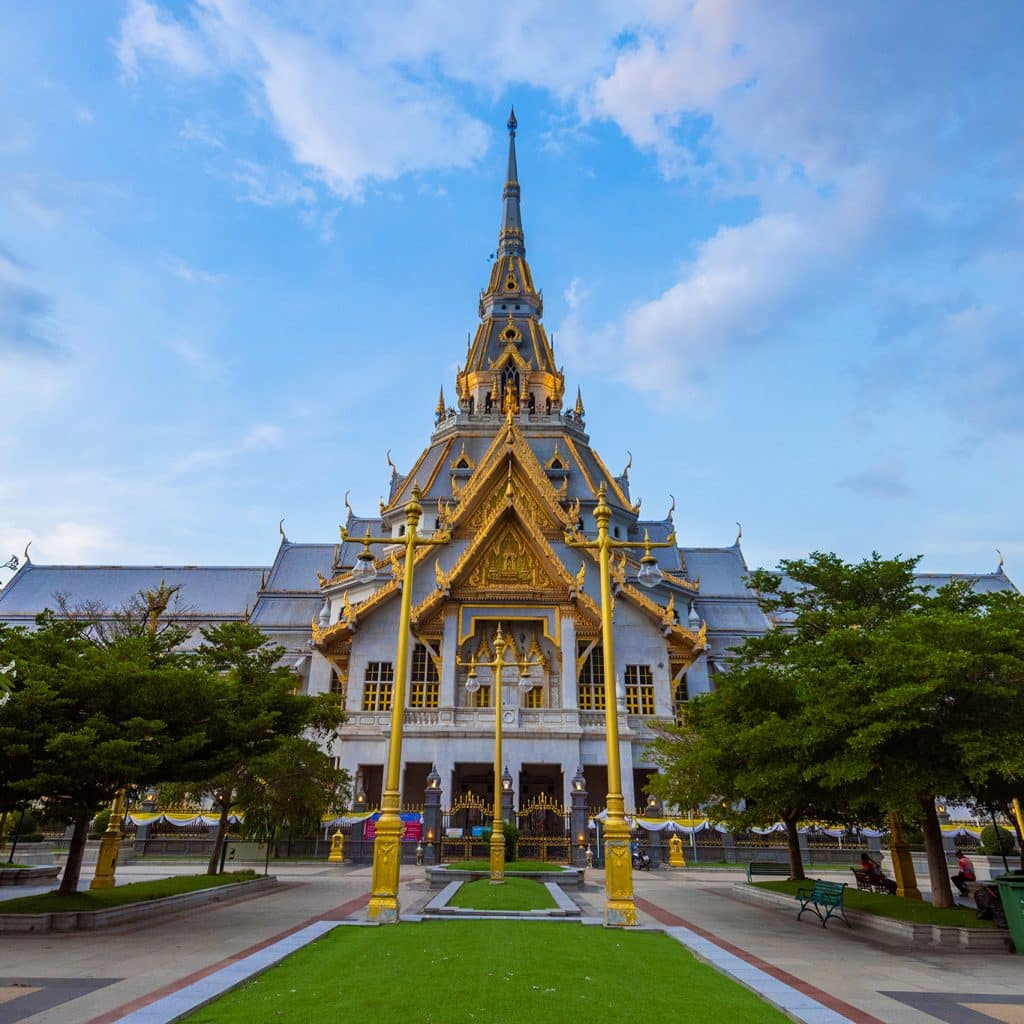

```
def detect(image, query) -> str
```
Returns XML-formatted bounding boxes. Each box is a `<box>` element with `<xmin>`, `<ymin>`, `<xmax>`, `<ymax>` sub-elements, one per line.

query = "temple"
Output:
<box><xmin>0</xmin><ymin>113</ymin><xmax>1016</xmax><ymax>855</ymax></box>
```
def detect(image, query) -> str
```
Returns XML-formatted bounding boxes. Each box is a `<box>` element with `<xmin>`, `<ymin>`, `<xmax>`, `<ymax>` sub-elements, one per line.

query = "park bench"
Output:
<box><xmin>850</xmin><ymin>867</ymin><xmax>895</xmax><ymax>895</ymax></box>
<box><xmin>746</xmin><ymin>861</ymin><xmax>791</xmax><ymax>882</ymax></box>
<box><xmin>796</xmin><ymin>879</ymin><xmax>850</xmax><ymax>928</ymax></box>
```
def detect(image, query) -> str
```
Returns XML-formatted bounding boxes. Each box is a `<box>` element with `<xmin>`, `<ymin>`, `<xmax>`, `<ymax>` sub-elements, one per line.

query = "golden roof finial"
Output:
<box><xmin>622</xmin><ymin>450</ymin><xmax>632</xmax><ymax>478</ymax></box>
<box><xmin>343</xmin><ymin>490</ymin><xmax>354</xmax><ymax>523</ymax></box>
<box><xmin>436</xmin><ymin>387</ymin><xmax>446</xmax><ymax>418</ymax></box>
<box><xmin>386</xmin><ymin>449</ymin><xmax>397</xmax><ymax>478</ymax></box>
<box><xmin>576</xmin><ymin>561</ymin><xmax>586</xmax><ymax>589</ymax></box>
<box><xmin>667</xmin><ymin>494</ymin><xmax>676</xmax><ymax>522</ymax></box>
<box><xmin>735</xmin><ymin>522</ymin><xmax>743</xmax><ymax>545</ymax></box>
<box><xmin>278</xmin><ymin>518</ymin><xmax>287</xmax><ymax>541</ymax></box>
<box><xmin>575</xmin><ymin>387</ymin><xmax>585</xmax><ymax>418</ymax></box>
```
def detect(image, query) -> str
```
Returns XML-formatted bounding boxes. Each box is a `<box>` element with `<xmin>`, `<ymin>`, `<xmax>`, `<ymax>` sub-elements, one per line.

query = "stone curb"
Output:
<box><xmin>731</xmin><ymin>882</ymin><xmax>1011</xmax><ymax>953</ymax></box>
<box><xmin>0</xmin><ymin>866</ymin><xmax>61</xmax><ymax>886</ymax></box>
<box><xmin>0</xmin><ymin>876</ymin><xmax>278</xmax><ymax>933</ymax></box>
<box><xmin>425</xmin><ymin>865</ymin><xmax>585</xmax><ymax>888</ymax></box>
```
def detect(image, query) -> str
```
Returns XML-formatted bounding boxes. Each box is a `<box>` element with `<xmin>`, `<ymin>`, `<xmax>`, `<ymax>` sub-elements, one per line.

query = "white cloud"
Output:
<box><xmin>170</xmin><ymin>421</ymin><xmax>283</xmax><ymax>475</ymax></box>
<box><xmin>115</xmin><ymin>0</ymin><xmax>212</xmax><ymax>80</ymax></box>
<box><xmin>166</xmin><ymin>256</ymin><xmax>225</xmax><ymax>285</ymax></box>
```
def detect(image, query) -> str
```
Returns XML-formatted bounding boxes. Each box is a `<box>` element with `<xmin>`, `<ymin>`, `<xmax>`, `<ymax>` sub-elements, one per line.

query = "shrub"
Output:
<box><xmin>980</xmin><ymin>823</ymin><xmax>1016</xmax><ymax>856</ymax></box>
<box><xmin>503</xmin><ymin>822</ymin><xmax>520</xmax><ymax>861</ymax></box>
<box><xmin>88</xmin><ymin>808</ymin><xmax>112</xmax><ymax>839</ymax></box>
<box><xmin>3</xmin><ymin>811</ymin><xmax>38</xmax><ymax>838</ymax></box>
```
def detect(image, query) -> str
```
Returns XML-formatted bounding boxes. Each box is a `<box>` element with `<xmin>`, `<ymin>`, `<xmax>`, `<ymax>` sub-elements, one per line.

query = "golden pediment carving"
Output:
<box><xmin>465</xmin><ymin>523</ymin><xmax>559</xmax><ymax>592</ymax></box>
<box><xmin>467</xmin><ymin>470</ymin><xmax>552</xmax><ymax>536</ymax></box>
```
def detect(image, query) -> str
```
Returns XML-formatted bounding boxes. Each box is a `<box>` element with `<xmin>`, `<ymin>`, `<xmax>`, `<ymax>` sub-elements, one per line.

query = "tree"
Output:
<box><xmin>0</xmin><ymin>614</ymin><xmax>221</xmax><ymax>893</ymax></box>
<box><xmin>649</xmin><ymin>649</ymin><xmax>847</xmax><ymax>880</ymax></box>
<box><xmin>234</xmin><ymin>737</ymin><xmax>350</xmax><ymax>865</ymax></box>
<box><xmin>179</xmin><ymin>623</ymin><xmax>345</xmax><ymax>874</ymax></box>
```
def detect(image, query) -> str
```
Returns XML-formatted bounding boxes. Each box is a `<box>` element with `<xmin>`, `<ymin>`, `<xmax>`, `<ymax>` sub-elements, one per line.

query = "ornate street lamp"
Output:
<box><xmin>458</xmin><ymin>624</ymin><xmax>542</xmax><ymax>882</ymax></box>
<box><xmin>339</xmin><ymin>483</ymin><xmax>449</xmax><ymax>921</ymax></box>
<box><xmin>564</xmin><ymin>482</ymin><xmax>676</xmax><ymax>926</ymax></box>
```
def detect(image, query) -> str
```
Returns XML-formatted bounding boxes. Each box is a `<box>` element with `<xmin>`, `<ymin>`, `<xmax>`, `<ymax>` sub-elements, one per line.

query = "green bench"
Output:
<box><xmin>746</xmin><ymin>861</ymin><xmax>791</xmax><ymax>882</ymax></box>
<box><xmin>796</xmin><ymin>879</ymin><xmax>850</xmax><ymax>928</ymax></box>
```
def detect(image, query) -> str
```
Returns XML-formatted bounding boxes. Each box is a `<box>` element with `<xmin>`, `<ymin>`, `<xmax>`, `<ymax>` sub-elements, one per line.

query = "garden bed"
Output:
<box><xmin>0</xmin><ymin>872</ymin><xmax>273</xmax><ymax>933</ymax></box>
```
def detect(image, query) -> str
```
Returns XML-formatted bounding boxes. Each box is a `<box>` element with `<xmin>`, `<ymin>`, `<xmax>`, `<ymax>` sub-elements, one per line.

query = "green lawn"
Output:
<box><xmin>447</xmin><ymin>877</ymin><xmax>557</xmax><ymax>910</ymax></box>
<box><xmin>0</xmin><ymin>871</ymin><xmax>258</xmax><ymax>914</ymax></box>
<box><xmin>445</xmin><ymin>859</ymin><xmax>565</xmax><ymax>872</ymax></box>
<box><xmin>184</xmin><ymin>921</ymin><xmax>789</xmax><ymax>1024</ymax></box>
<box><xmin>756</xmin><ymin>880</ymin><xmax>994</xmax><ymax>928</ymax></box>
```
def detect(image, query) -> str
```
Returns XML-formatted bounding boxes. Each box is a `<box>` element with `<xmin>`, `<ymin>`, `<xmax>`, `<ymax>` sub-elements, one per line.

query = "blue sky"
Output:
<box><xmin>2</xmin><ymin>2</ymin><xmax>1022</xmax><ymax>585</ymax></box>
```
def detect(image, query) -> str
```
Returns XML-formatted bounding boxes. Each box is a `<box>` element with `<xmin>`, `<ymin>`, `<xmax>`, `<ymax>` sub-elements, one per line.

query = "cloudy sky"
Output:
<box><xmin>1</xmin><ymin>1</ymin><xmax>1022</xmax><ymax>585</ymax></box>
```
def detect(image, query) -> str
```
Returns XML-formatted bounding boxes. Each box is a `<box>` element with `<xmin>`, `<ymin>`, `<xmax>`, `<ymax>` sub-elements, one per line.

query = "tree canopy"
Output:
<box><xmin>650</xmin><ymin>552</ymin><xmax>1024</xmax><ymax>902</ymax></box>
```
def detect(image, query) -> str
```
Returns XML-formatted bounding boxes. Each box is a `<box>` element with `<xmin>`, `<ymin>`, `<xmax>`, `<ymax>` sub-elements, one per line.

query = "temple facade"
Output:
<box><xmin>0</xmin><ymin>113</ymin><xmax>1016</xmax><ymax>829</ymax></box>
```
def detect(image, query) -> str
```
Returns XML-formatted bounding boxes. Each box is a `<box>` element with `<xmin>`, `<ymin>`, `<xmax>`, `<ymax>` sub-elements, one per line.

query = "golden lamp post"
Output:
<box><xmin>457</xmin><ymin>625</ymin><xmax>543</xmax><ymax>882</ymax></box>
<box><xmin>341</xmin><ymin>483</ymin><xmax>449</xmax><ymax>922</ymax></box>
<box><xmin>565</xmin><ymin>482</ymin><xmax>675</xmax><ymax>926</ymax></box>
<box><xmin>91</xmin><ymin>582</ymin><xmax>180</xmax><ymax>890</ymax></box>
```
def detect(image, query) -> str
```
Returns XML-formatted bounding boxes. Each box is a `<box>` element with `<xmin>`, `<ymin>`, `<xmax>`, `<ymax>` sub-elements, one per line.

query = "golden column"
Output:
<box><xmin>91</xmin><ymin>582</ymin><xmax>179</xmax><ymax>890</ymax></box>
<box><xmin>887</xmin><ymin>812</ymin><xmax>922</xmax><ymax>901</ymax></box>
<box><xmin>565</xmin><ymin>483</ymin><xmax>675</xmax><ymax>926</ymax></box>
<box><xmin>458</xmin><ymin>625</ymin><xmax>542</xmax><ymax>882</ymax></box>
<box><xmin>341</xmin><ymin>484</ymin><xmax>449</xmax><ymax>922</ymax></box>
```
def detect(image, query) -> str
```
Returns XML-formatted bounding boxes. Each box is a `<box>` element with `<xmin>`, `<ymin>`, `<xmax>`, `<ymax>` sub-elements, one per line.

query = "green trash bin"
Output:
<box><xmin>994</xmin><ymin>871</ymin><xmax>1024</xmax><ymax>955</ymax></box>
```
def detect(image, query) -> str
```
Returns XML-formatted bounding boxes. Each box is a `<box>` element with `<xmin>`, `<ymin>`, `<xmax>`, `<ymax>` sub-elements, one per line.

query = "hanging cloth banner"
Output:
<box><xmin>125</xmin><ymin>812</ymin><xmax>242</xmax><ymax>827</ymax></box>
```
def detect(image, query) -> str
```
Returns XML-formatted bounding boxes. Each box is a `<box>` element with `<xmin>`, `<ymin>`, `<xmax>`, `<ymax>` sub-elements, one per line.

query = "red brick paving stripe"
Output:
<box><xmin>635</xmin><ymin>896</ymin><xmax>886</xmax><ymax>1024</ymax></box>
<box><xmin>85</xmin><ymin>890</ymin><xmax>370</xmax><ymax>1023</ymax></box>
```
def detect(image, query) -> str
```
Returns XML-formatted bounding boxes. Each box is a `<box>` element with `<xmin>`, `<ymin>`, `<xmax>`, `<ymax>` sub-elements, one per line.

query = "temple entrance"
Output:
<box><xmin>440</xmin><ymin>791</ymin><xmax>493</xmax><ymax>863</ymax></box>
<box><xmin>356</xmin><ymin>764</ymin><xmax>383</xmax><ymax>808</ymax></box>
<box><xmin>516</xmin><ymin>794</ymin><xmax>571</xmax><ymax>863</ymax></box>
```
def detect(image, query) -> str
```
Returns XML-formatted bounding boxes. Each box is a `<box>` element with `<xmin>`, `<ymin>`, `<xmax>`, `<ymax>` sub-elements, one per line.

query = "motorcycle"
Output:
<box><xmin>631</xmin><ymin>849</ymin><xmax>651</xmax><ymax>871</ymax></box>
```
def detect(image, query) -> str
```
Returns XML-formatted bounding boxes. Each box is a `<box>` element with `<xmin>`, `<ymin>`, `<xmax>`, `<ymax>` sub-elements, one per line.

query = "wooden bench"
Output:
<box><xmin>850</xmin><ymin>867</ymin><xmax>896</xmax><ymax>895</ymax></box>
<box><xmin>747</xmin><ymin>861</ymin><xmax>791</xmax><ymax>882</ymax></box>
<box><xmin>796</xmin><ymin>879</ymin><xmax>850</xmax><ymax>928</ymax></box>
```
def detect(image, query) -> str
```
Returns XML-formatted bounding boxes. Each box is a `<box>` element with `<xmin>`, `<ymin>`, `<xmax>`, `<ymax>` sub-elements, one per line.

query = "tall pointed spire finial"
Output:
<box><xmin>436</xmin><ymin>386</ymin><xmax>446</xmax><ymax>420</ymax></box>
<box><xmin>498</xmin><ymin>108</ymin><xmax>524</xmax><ymax>257</ymax></box>
<box><xmin>575</xmin><ymin>387</ymin><xmax>585</xmax><ymax>418</ymax></box>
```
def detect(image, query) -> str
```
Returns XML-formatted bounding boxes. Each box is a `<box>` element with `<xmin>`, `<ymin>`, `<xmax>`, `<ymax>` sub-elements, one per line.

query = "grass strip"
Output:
<box><xmin>447</xmin><ymin>877</ymin><xmax>557</xmax><ymax>911</ymax></box>
<box><xmin>755</xmin><ymin>879</ymin><xmax>994</xmax><ymax>928</ymax></box>
<box><xmin>184</xmin><ymin>920</ymin><xmax>790</xmax><ymax>1024</ymax></box>
<box><xmin>445</xmin><ymin>859</ymin><xmax>564</xmax><ymax>872</ymax></box>
<box><xmin>0</xmin><ymin>870</ymin><xmax>258</xmax><ymax>914</ymax></box>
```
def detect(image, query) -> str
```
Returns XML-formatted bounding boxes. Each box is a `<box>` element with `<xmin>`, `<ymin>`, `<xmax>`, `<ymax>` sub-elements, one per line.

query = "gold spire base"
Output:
<box><xmin>367</xmin><ymin>795</ymin><xmax>403</xmax><ymax>923</ymax></box>
<box><xmin>90</xmin><ymin>789</ymin><xmax>126</xmax><ymax>891</ymax></box>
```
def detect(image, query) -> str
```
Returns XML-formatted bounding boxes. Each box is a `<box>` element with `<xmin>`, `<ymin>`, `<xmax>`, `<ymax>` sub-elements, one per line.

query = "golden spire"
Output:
<box><xmin>436</xmin><ymin>387</ymin><xmax>446</xmax><ymax>419</ymax></box>
<box><xmin>575</xmin><ymin>387</ymin><xmax>585</xmax><ymax>418</ymax></box>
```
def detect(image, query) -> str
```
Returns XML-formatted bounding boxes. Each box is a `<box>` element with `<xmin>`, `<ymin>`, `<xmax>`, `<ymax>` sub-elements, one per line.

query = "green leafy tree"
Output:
<box><xmin>0</xmin><ymin>614</ymin><xmax>220</xmax><ymax>893</ymax></box>
<box><xmin>177</xmin><ymin>623</ymin><xmax>345</xmax><ymax>874</ymax></box>
<box><xmin>234</xmin><ymin>737</ymin><xmax>350</xmax><ymax>864</ymax></box>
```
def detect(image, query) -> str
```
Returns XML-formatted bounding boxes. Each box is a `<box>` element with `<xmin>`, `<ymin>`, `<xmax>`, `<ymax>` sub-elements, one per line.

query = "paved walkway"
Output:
<box><xmin>0</xmin><ymin>862</ymin><xmax>1020</xmax><ymax>1024</ymax></box>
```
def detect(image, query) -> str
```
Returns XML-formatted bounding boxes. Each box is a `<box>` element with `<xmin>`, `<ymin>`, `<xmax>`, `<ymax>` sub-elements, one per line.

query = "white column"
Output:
<box><xmin>560</xmin><ymin>616</ymin><xmax>577</xmax><ymax>710</ymax></box>
<box><xmin>440</xmin><ymin>613</ymin><xmax>459</xmax><ymax>708</ymax></box>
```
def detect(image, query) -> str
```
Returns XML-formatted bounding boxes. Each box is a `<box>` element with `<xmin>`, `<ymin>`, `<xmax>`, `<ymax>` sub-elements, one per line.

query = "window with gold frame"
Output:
<box><xmin>577</xmin><ymin>642</ymin><xmax>606</xmax><ymax>710</ymax></box>
<box><xmin>409</xmin><ymin>643</ymin><xmax>440</xmax><ymax>708</ymax></box>
<box><xmin>362</xmin><ymin>661</ymin><xmax>394</xmax><ymax>711</ymax></box>
<box><xmin>625</xmin><ymin>664</ymin><xmax>655</xmax><ymax>715</ymax></box>
<box><xmin>524</xmin><ymin>685</ymin><xmax>544</xmax><ymax>708</ymax></box>
<box><xmin>472</xmin><ymin>684</ymin><xmax>491</xmax><ymax>708</ymax></box>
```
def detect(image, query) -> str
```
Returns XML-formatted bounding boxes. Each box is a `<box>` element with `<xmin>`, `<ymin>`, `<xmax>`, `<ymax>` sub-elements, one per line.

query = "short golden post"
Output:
<box><xmin>565</xmin><ymin>483</ymin><xmax>676</xmax><ymax>926</ymax></box>
<box><xmin>341</xmin><ymin>484</ymin><xmax>449</xmax><ymax>922</ymax></box>
<box><xmin>328</xmin><ymin>829</ymin><xmax>345</xmax><ymax>863</ymax></box>
<box><xmin>91</xmin><ymin>581</ymin><xmax>179</xmax><ymax>890</ymax></box>
<box><xmin>458</xmin><ymin>625</ymin><xmax>542</xmax><ymax>882</ymax></box>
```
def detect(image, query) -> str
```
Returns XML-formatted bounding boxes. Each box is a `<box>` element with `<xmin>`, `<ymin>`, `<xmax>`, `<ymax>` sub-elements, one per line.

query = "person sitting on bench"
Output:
<box><xmin>951</xmin><ymin>849</ymin><xmax>976</xmax><ymax>897</ymax></box>
<box><xmin>860</xmin><ymin>852</ymin><xmax>897</xmax><ymax>894</ymax></box>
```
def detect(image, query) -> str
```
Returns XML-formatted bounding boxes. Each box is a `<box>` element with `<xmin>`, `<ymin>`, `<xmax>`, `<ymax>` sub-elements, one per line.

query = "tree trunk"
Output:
<box><xmin>1003</xmin><ymin>801</ymin><xmax>1024</xmax><ymax>871</ymax></box>
<box><xmin>207</xmin><ymin>791</ymin><xmax>232</xmax><ymax>876</ymax></box>
<box><xmin>918</xmin><ymin>795</ymin><xmax>954</xmax><ymax>908</ymax></box>
<box><xmin>58</xmin><ymin>813</ymin><xmax>90</xmax><ymax>895</ymax></box>
<box><xmin>783</xmin><ymin>812</ymin><xmax>805</xmax><ymax>880</ymax></box>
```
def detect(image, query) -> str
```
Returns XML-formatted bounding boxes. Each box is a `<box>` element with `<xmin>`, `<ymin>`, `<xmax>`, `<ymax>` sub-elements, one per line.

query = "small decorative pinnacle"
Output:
<box><xmin>436</xmin><ymin>386</ymin><xmax>446</xmax><ymax>420</ymax></box>
<box><xmin>507</xmin><ymin>107</ymin><xmax>517</xmax><ymax>136</ymax></box>
<box><xmin>575</xmin><ymin>387</ymin><xmax>585</xmax><ymax>418</ymax></box>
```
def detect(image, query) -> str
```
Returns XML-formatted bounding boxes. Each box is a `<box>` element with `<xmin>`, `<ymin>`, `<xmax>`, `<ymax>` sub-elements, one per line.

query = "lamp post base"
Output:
<box><xmin>489</xmin><ymin>829</ymin><xmax>505</xmax><ymax>884</ymax></box>
<box><xmin>602</xmin><ymin>820</ymin><xmax>638</xmax><ymax>927</ymax></box>
<box><xmin>367</xmin><ymin>810</ymin><xmax>404</xmax><ymax>923</ymax></box>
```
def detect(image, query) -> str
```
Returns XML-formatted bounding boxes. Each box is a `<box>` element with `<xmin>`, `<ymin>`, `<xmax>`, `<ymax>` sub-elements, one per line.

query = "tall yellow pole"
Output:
<box><xmin>490</xmin><ymin>627</ymin><xmax>507</xmax><ymax>883</ymax></box>
<box><xmin>593</xmin><ymin>487</ymin><xmax>637</xmax><ymax>926</ymax></box>
<box><xmin>368</xmin><ymin>490</ymin><xmax>422</xmax><ymax>922</ymax></box>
